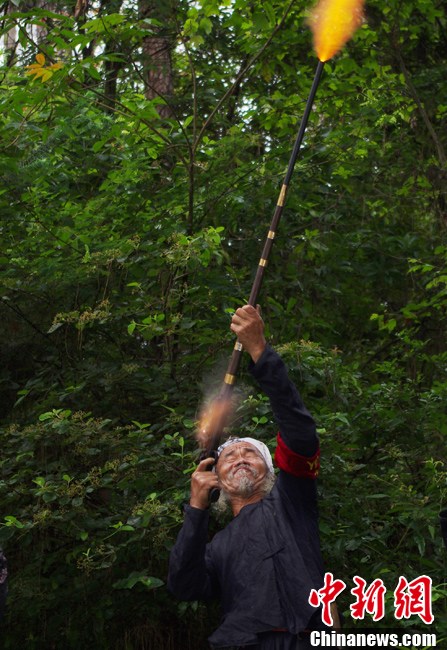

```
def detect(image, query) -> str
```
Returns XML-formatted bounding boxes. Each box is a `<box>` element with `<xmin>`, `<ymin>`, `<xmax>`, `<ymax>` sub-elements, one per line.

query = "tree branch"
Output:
<box><xmin>194</xmin><ymin>0</ymin><xmax>299</xmax><ymax>153</ymax></box>
<box><xmin>393</xmin><ymin>40</ymin><xmax>446</xmax><ymax>167</ymax></box>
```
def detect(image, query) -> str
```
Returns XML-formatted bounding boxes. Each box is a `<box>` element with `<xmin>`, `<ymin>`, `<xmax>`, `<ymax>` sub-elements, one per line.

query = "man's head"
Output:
<box><xmin>214</xmin><ymin>438</ymin><xmax>275</xmax><ymax>512</ymax></box>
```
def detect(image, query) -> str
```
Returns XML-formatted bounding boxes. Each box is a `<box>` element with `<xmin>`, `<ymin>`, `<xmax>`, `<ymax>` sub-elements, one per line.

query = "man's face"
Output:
<box><xmin>216</xmin><ymin>442</ymin><xmax>268</xmax><ymax>498</ymax></box>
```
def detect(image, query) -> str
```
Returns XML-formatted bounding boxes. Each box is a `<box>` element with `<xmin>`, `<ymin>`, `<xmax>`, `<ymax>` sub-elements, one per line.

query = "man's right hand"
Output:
<box><xmin>189</xmin><ymin>456</ymin><xmax>220</xmax><ymax>509</ymax></box>
<box><xmin>230</xmin><ymin>304</ymin><xmax>266</xmax><ymax>363</ymax></box>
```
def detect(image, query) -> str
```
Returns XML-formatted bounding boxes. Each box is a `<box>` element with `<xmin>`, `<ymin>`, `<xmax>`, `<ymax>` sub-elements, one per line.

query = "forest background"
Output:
<box><xmin>0</xmin><ymin>0</ymin><xmax>446</xmax><ymax>648</ymax></box>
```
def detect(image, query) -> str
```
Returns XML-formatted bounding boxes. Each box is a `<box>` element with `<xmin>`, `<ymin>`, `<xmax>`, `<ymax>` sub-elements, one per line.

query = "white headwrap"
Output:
<box><xmin>217</xmin><ymin>437</ymin><xmax>274</xmax><ymax>474</ymax></box>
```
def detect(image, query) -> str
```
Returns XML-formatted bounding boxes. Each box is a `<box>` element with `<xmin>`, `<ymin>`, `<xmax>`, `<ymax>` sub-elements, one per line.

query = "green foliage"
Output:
<box><xmin>0</xmin><ymin>0</ymin><xmax>446</xmax><ymax>646</ymax></box>
<box><xmin>0</xmin><ymin>410</ymin><xmax>213</xmax><ymax>648</ymax></box>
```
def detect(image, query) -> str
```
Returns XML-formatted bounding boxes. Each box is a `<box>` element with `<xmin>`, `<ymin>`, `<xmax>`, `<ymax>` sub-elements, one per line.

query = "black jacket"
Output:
<box><xmin>0</xmin><ymin>548</ymin><xmax>7</xmax><ymax>620</ymax></box>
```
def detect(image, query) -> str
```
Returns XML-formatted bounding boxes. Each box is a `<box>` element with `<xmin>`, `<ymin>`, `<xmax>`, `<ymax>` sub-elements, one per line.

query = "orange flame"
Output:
<box><xmin>308</xmin><ymin>0</ymin><xmax>365</xmax><ymax>62</ymax></box>
<box><xmin>196</xmin><ymin>396</ymin><xmax>235</xmax><ymax>450</ymax></box>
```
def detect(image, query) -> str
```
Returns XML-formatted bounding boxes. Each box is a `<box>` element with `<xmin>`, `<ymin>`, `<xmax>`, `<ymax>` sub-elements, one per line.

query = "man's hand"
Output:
<box><xmin>230</xmin><ymin>304</ymin><xmax>266</xmax><ymax>363</ymax></box>
<box><xmin>189</xmin><ymin>457</ymin><xmax>220</xmax><ymax>510</ymax></box>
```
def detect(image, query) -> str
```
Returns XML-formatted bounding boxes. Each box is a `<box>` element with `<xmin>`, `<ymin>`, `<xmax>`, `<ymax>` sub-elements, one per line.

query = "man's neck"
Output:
<box><xmin>230</xmin><ymin>492</ymin><xmax>263</xmax><ymax>517</ymax></box>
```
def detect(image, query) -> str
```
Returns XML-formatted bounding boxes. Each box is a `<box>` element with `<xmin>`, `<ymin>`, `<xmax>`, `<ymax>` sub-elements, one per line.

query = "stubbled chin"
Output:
<box><xmin>229</xmin><ymin>473</ymin><xmax>257</xmax><ymax>497</ymax></box>
<box><xmin>233</xmin><ymin>466</ymin><xmax>253</xmax><ymax>475</ymax></box>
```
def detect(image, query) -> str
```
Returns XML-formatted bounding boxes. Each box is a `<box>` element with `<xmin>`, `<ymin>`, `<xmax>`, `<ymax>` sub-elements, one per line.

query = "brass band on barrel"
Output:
<box><xmin>259</xmin><ymin>258</ymin><xmax>268</xmax><ymax>267</ymax></box>
<box><xmin>224</xmin><ymin>373</ymin><xmax>237</xmax><ymax>385</ymax></box>
<box><xmin>267</xmin><ymin>230</ymin><xmax>275</xmax><ymax>240</ymax></box>
<box><xmin>277</xmin><ymin>184</ymin><xmax>288</xmax><ymax>207</ymax></box>
<box><xmin>234</xmin><ymin>342</ymin><xmax>243</xmax><ymax>351</ymax></box>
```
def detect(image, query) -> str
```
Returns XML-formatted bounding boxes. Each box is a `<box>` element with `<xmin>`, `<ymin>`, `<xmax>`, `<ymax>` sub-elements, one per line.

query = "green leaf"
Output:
<box><xmin>82</xmin><ymin>14</ymin><xmax>126</xmax><ymax>34</ymax></box>
<box><xmin>112</xmin><ymin>571</ymin><xmax>164</xmax><ymax>590</ymax></box>
<box><xmin>199</xmin><ymin>17</ymin><xmax>213</xmax><ymax>34</ymax></box>
<box><xmin>3</xmin><ymin>515</ymin><xmax>25</xmax><ymax>529</ymax></box>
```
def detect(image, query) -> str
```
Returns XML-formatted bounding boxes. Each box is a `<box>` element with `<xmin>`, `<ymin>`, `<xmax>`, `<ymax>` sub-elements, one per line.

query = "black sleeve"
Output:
<box><xmin>167</xmin><ymin>506</ymin><xmax>218</xmax><ymax>601</ymax></box>
<box><xmin>0</xmin><ymin>549</ymin><xmax>7</xmax><ymax>621</ymax></box>
<box><xmin>249</xmin><ymin>345</ymin><xmax>318</xmax><ymax>457</ymax></box>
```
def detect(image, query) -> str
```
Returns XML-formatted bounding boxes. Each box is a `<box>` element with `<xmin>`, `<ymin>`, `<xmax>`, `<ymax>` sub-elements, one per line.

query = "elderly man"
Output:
<box><xmin>168</xmin><ymin>305</ymin><xmax>327</xmax><ymax>649</ymax></box>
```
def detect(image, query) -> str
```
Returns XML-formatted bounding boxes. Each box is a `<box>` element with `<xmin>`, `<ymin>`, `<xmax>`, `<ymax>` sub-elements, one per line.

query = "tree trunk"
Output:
<box><xmin>138</xmin><ymin>0</ymin><xmax>174</xmax><ymax>118</ymax></box>
<box><xmin>4</xmin><ymin>2</ymin><xmax>18</xmax><ymax>66</ymax></box>
<box><xmin>94</xmin><ymin>0</ymin><xmax>124</xmax><ymax>111</ymax></box>
<box><xmin>33</xmin><ymin>1</ymin><xmax>60</xmax><ymax>43</ymax></box>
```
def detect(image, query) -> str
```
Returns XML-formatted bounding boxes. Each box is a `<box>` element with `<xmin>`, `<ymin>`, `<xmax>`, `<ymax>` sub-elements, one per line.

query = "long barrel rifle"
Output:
<box><xmin>197</xmin><ymin>0</ymin><xmax>366</xmax><ymax>502</ymax></box>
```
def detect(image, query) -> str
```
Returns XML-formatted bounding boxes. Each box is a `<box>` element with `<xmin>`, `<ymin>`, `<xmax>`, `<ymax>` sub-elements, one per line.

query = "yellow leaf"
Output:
<box><xmin>31</xmin><ymin>67</ymin><xmax>47</xmax><ymax>79</ymax></box>
<box><xmin>25</xmin><ymin>65</ymin><xmax>40</xmax><ymax>75</ymax></box>
<box><xmin>50</xmin><ymin>62</ymin><xmax>63</xmax><ymax>71</ymax></box>
<box><xmin>36</xmin><ymin>52</ymin><xmax>45</xmax><ymax>65</ymax></box>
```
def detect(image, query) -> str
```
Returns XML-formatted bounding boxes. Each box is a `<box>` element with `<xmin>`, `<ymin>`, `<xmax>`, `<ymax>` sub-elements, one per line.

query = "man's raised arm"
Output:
<box><xmin>230</xmin><ymin>305</ymin><xmax>319</xmax><ymax>461</ymax></box>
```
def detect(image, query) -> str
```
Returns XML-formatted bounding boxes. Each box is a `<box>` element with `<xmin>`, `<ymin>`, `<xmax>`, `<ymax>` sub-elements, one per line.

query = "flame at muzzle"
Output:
<box><xmin>308</xmin><ymin>0</ymin><xmax>365</xmax><ymax>62</ymax></box>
